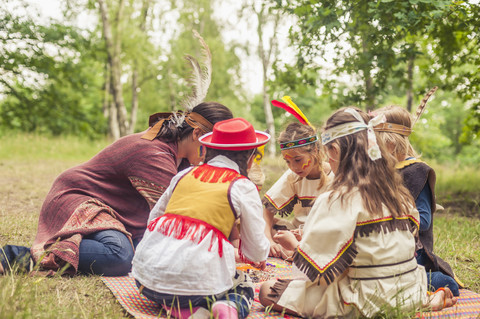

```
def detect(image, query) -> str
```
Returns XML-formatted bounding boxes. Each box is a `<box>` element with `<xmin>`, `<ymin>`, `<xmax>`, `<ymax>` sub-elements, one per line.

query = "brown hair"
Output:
<box><xmin>278</xmin><ymin>122</ymin><xmax>327</xmax><ymax>190</ymax></box>
<box><xmin>323</xmin><ymin>107</ymin><xmax>414</xmax><ymax>218</ymax></box>
<box><xmin>374</xmin><ymin>105</ymin><xmax>419</xmax><ymax>160</ymax></box>
<box><xmin>156</xmin><ymin>102</ymin><xmax>233</xmax><ymax>142</ymax></box>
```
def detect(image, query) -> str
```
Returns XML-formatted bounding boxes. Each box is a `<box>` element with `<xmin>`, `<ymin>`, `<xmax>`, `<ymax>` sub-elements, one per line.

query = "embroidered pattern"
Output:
<box><xmin>129</xmin><ymin>176</ymin><xmax>167</xmax><ymax>209</ymax></box>
<box><xmin>280</xmin><ymin>135</ymin><xmax>318</xmax><ymax>150</ymax></box>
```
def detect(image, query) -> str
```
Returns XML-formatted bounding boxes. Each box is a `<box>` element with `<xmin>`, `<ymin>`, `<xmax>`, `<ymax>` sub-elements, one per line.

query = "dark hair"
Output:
<box><xmin>204</xmin><ymin>148</ymin><xmax>256</xmax><ymax>176</ymax></box>
<box><xmin>324</xmin><ymin>107</ymin><xmax>414</xmax><ymax>218</ymax></box>
<box><xmin>156</xmin><ymin>102</ymin><xmax>233</xmax><ymax>142</ymax></box>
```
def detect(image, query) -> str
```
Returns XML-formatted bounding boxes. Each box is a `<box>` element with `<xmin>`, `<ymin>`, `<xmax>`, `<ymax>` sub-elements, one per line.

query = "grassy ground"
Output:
<box><xmin>0</xmin><ymin>134</ymin><xmax>479</xmax><ymax>318</ymax></box>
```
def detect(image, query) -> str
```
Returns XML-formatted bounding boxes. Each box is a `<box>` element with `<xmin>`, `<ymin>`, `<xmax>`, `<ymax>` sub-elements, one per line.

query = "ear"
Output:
<box><xmin>247</xmin><ymin>149</ymin><xmax>256</xmax><ymax>170</ymax></box>
<box><xmin>327</xmin><ymin>143</ymin><xmax>341</xmax><ymax>161</ymax></box>
<box><xmin>192</xmin><ymin>128</ymin><xmax>204</xmax><ymax>141</ymax></box>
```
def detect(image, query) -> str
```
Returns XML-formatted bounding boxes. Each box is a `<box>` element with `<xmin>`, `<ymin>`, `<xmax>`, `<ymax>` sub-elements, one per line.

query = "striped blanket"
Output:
<box><xmin>101</xmin><ymin>258</ymin><xmax>480</xmax><ymax>318</ymax></box>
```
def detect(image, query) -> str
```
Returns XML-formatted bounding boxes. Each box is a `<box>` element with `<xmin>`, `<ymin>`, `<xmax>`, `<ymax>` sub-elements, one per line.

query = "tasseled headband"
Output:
<box><xmin>373</xmin><ymin>123</ymin><xmax>412</xmax><ymax>136</ymax></box>
<box><xmin>321</xmin><ymin>108</ymin><xmax>386</xmax><ymax>161</ymax></box>
<box><xmin>373</xmin><ymin>86</ymin><xmax>438</xmax><ymax>137</ymax></box>
<box><xmin>272</xmin><ymin>96</ymin><xmax>319</xmax><ymax>150</ymax></box>
<box><xmin>141</xmin><ymin>111</ymin><xmax>213</xmax><ymax>141</ymax></box>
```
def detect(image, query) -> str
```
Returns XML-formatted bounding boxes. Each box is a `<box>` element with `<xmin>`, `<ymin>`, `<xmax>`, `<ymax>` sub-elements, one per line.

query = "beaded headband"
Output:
<box><xmin>321</xmin><ymin>108</ymin><xmax>386</xmax><ymax>161</ymax></box>
<box><xmin>280</xmin><ymin>135</ymin><xmax>318</xmax><ymax>150</ymax></box>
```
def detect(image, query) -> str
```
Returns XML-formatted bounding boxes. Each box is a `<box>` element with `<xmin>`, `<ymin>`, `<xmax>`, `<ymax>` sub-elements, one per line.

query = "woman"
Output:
<box><xmin>1</xmin><ymin>102</ymin><xmax>233</xmax><ymax>276</ymax></box>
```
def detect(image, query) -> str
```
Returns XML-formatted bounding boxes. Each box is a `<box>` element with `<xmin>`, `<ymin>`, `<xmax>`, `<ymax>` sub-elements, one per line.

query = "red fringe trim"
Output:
<box><xmin>237</xmin><ymin>240</ymin><xmax>256</xmax><ymax>265</ymax></box>
<box><xmin>147</xmin><ymin>214</ymin><xmax>230</xmax><ymax>257</ymax></box>
<box><xmin>192</xmin><ymin>164</ymin><xmax>244</xmax><ymax>183</ymax></box>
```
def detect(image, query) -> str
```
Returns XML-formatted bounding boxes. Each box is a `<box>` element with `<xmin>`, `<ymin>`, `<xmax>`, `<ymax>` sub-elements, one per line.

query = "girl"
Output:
<box><xmin>259</xmin><ymin>107</ymin><xmax>456</xmax><ymax>318</ymax></box>
<box><xmin>374</xmin><ymin>104</ymin><xmax>462</xmax><ymax>296</ymax></box>
<box><xmin>262</xmin><ymin>98</ymin><xmax>331</xmax><ymax>259</ymax></box>
<box><xmin>132</xmin><ymin>118</ymin><xmax>271</xmax><ymax>319</ymax></box>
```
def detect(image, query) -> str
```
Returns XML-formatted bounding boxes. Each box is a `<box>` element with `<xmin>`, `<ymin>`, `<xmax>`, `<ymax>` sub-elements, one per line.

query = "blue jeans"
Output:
<box><xmin>1</xmin><ymin>230</ymin><xmax>137</xmax><ymax>276</ymax></box>
<box><xmin>416</xmin><ymin>249</ymin><xmax>460</xmax><ymax>296</ymax></box>
<box><xmin>0</xmin><ymin>245</ymin><xmax>32</xmax><ymax>273</ymax></box>
<box><xmin>135</xmin><ymin>270</ymin><xmax>254</xmax><ymax>319</ymax></box>
<box><xmin>78</xmin><ymin>230</ymin><xmax>137</xmax><ymax>276</ymax></box>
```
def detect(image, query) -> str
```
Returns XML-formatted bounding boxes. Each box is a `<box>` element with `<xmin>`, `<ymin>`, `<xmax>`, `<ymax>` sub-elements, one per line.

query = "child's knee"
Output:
<box><xmin>258</xmin><ymin>280</ymin><xmax>276</xmax><ymax>307</ymax></box>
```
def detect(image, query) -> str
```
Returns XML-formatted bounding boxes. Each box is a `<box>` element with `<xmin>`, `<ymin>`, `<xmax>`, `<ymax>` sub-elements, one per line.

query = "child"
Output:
<box><xmin>259</xmin><ymin>107</ymin><xmax>456</xmax><ymax>318</ymax></box>
<box><xmin>262</xmin><ymin>97</ymin><xmax>331</xmax><ymax>259</ymax></box>
<box><xmin>374</xmin><ymin>105</ymin><xmax>462</xmax><ymax>296</ymax></box>
<box><xmin>131</xmin><ymin>118</ymin><xmax>271</xmax><ymax>319</ymax></box>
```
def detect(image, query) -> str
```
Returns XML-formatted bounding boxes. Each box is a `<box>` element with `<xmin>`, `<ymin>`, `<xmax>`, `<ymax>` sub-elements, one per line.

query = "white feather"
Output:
<box><xmin>181</xmin><ymin>30</ymin><xmax>212</xmax><ymax>111</ymax></box>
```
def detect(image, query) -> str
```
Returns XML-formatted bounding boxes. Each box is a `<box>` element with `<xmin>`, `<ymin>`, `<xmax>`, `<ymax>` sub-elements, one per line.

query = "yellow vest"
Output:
<box><xmin>165</xmin><ymin>164</ymin><xmax>244</xmax><ymax>238</ymax></box>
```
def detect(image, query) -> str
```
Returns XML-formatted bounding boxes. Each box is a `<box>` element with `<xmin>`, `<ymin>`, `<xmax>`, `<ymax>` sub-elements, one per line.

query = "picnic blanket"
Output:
<box><xmin>101</xmin><ymin>258</ymin><xmax>480</xmax><ymax>318</ymax></box>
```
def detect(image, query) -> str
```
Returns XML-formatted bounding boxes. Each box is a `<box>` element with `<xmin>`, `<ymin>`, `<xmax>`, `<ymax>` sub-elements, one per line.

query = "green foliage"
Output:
<box><xmin>0</xmin><ymin>5</ymin><xmax>107</xmax><ymax>137</ymax></box>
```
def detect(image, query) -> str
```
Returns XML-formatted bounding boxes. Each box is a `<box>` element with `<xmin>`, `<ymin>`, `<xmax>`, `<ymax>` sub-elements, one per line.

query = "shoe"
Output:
<box><xmin>188</xmin><ymin>307</ymin><xmax>210</xmax><ymax>319</ymax></box>
<box><xmin>211</xmin><ymin>300</ymin><xmax>238</xmax><ymax>319</ymax></box>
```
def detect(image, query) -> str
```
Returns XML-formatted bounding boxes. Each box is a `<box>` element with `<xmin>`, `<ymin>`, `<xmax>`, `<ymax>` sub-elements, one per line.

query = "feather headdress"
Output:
<box><xmin>271</xmin><ymin>96</ymin><xmax>314</xmax><ymax>128</ymax></box>
<box><xmin>181</xmin><ymin>30</ymin><xmax>212</xmax><ymax>112</ymax></box>
<box><xmin>141</xmin><ymin>30</ymin><xmax>213</xmax><ymax>140</ymax></box>
<box><xmin>412</xmin><ymin>86</ymin><xmax>438</xmax><ymax>127</ymax></box>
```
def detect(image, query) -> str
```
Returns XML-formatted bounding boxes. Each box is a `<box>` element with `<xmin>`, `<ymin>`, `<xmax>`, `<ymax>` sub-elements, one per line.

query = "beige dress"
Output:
<box><xmin>262</xmin><ymin>169</ymin><xmax>330</xmax><ymax>229</ymax></box>
<box><xmin>270</xmin><ymin>189</ymin><xmax>427</xmax><ymax>318</ymax></box>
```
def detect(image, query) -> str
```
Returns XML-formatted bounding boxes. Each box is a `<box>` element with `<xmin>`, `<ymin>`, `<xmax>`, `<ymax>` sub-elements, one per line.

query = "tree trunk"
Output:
<box><xmin>362</xmin><ymin>36</ymin><xmax>375</xmax><ymax>109</ymax></box>
<box><xmin>406</xmin><ymin>54</ymin><xmax>415</xmax><ymax>112</ymax></box>
<box><xmin>130</xmin><ymin>67</ymin><xmax>139</xmax><ymax>134</ymax></box>
<box><xmin>167</xmin><ymin>66</ymin><xmax>176</xmax><ymax>111</ymax></box>
<box><xmin>97</xmin><ymin>0</ymin><xmax>129</xmax><ymax>137</ymax></box>
<box><xmin>256</xmin><ymin>4</ymin><xmax>279</xmax><ymax>157</ymax></box>
<box><xmin>128</xmin><ymin>0</ymin><xmax>151</xmax><ymax>134</ymax></box>
<box><xmin>108</xmin><ymin>76</ymin><xmax>120</xmax><ymax>140</ymax></box>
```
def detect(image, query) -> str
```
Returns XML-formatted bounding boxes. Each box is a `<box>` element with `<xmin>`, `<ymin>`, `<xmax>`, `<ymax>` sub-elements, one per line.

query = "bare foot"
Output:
<box><xmin>429</xmin><ymin>287</ymin><xmax>458</xmax><ymax>311</ymax></box>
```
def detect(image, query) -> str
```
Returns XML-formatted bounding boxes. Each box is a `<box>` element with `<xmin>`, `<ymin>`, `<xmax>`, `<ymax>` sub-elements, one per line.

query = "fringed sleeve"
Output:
<box><xmin>262</xmin><ymin>170</ymin><xmax>299</xmax><ymax>217</ymax></box>
<box><xmin>292</xmin><ymin>191</ymin><xmax>359</xmax><ymax>285</ymax></box>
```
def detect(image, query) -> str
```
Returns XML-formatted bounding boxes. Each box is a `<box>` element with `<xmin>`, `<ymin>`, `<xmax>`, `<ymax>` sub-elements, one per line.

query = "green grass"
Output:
<box><xmin>0</xmin><ymin>134</ymin><xmax>479</xmax><ymax>318</ymax></box>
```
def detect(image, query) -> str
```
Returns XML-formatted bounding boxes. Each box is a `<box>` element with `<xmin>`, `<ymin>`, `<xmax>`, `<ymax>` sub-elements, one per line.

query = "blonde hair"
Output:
<box><xmin>374</xmin><ymin>105</ymin><xmax>419</xmax><ymax>159</ymax></box>
<box><xmin>323</xmin><ymin>107</ymin><xmax>414</xmax><ymax>218</ymax></box>
<box><xmin>278</xmin><ymin>122</ymin><xmax>327</xmax><ymax>190</ymax></box>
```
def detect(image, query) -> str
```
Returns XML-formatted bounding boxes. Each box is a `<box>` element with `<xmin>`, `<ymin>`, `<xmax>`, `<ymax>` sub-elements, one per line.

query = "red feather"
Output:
<box><xmin>271</xmin><ymin>100</ymin><xmax>308</xmax><ymax>125</ymax></box>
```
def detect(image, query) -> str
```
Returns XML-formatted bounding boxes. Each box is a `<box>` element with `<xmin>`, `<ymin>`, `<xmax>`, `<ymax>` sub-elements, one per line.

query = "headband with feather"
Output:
<box><xmin>271</xmin><ymin>96</ymin><xmax>314</xmax><ymax>128</ymax></box>
<box><xmin>141</xmin><ymin>30</ymin><xmax>213</xmax><ymax>140</ymax></box>
<box><xmin>412</xmin><ymin>86</ymin><xmax>438</xmax><ymax>127</ymax></box>
<box><xmin>181</xmin><ymin>29</ymin><xmax>212</xmax><ymax>112</ymax></box>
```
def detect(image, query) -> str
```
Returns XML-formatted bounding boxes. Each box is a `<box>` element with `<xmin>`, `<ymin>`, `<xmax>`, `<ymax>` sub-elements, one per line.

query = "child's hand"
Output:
<box><xmin>273</xmin><ymin>230</ymin><xmax>299</xmax><ymax>251</ymax></box>
<box><xmin>253</xmin><ymin>260</ymin><xmax>267</xmax><ymax>271</ymax></box>
<box><xmin>291</xmin><ymin>228</ymin><xmax>303</xmax><ymax>241</ymax></box>
<box><xmin>269</xmin><ymin>241</ymin><xmax>284</xmax><ymax>258</ymax></box>
<box><xmin>234</xmin><ymin>248</ymin><xmax>242</xmax><ymax>263</ymax></box>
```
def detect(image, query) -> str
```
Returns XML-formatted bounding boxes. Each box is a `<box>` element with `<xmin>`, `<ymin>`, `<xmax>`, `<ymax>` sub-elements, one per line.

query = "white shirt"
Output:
<box><xmin>132</xmin><ymin>155</ymin><xmax>270</xmax><ymax>296</ymax></box>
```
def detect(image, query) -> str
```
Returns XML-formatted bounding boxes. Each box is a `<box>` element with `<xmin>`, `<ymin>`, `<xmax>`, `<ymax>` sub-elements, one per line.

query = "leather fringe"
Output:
<box><xmin>266</xmin><ymin>279</ymin><xmax>293</xmax><ymax>303</ymax></box>
<box><xmin>192</xmin><ymin>164</ymin><xmax>243</xmax><ymax>183</ymax></box>
<box><xmin>147</xmin><ymin>214</ymin><xmax>229</xmax><ymax>257</ymax></box>
<box><xmin>293</xmin><ymin>243</ymin><xmax>358</xmax><ymax>285</ymax></box>
<box><xmin>355</xmin><ymin>216</ymin><xmax>418</xmax><ymax>238</ymax></box>
<box><xmin>262</xmin><ymin>196</ymin><xmax>313</xmax><ymax>218</ymax></box>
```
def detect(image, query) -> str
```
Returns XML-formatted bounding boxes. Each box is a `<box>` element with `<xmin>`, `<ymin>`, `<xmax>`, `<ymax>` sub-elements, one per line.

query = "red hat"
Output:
<box><xmin>199</xmin><ymin>118</ymin><xmax>270</xmax><ymax>151</ymax></box>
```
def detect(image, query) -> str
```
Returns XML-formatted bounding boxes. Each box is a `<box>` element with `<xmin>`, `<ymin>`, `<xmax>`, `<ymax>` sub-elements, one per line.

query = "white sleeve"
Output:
<box><xmin>147</xmin><ymin>167</ymin><xmax>192</xmax><ymax>223</ymax></box>
<box><xmin>231</xmin><ymin>178</ymin><xmax>270</xmax><ymax>262</ymax></box>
